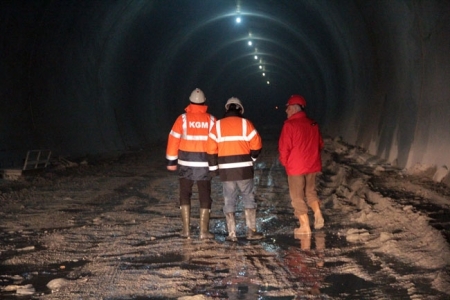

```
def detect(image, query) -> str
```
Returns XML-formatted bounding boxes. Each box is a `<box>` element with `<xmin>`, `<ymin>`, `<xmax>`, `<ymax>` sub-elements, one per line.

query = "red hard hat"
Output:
<box><xmin>287</xmin><ymin>94</ymin><xmax>306</xmax><ymax>107</ymax></box>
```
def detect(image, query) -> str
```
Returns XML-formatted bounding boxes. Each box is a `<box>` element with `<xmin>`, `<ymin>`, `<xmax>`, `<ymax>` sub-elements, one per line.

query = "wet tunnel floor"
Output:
<box><xmin>1</xmin><ymin>226</ymin><xmax>444</xmax><ymax>300</ymax></box>
<box><xmin>1</xmin><ymin>139</ymin><xmax>450</xmax><ymax>299</ymax></box>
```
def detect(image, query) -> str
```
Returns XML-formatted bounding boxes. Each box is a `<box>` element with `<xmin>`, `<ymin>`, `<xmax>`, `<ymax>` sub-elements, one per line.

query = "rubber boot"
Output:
<box><xmin>244</xmin><ymin>209</ymin><xmax>264</xmax><ymax>240</ymax></box>
<box><xmin>199</xmin><ymin>208</ymin><xmax>214</xmax><ymax>240</ymax></box>
<box><xmin>294</xmin><ymin>214</ymin><xmax>311</xmax><ymax>235</ymax></box>
<box><xmin>225</xmin><ymin>212</ymin><xmax>237</xmax><ymax>242</ymax></box>
<box><xmin>180</xmin><ymin>205</ymin><xmax>191</xmax><ymax>239</ymax></box>
<box><xmin>310</xmin><ymin>201</ymin><xmax>324</xmax><ymax>229</ymax></box>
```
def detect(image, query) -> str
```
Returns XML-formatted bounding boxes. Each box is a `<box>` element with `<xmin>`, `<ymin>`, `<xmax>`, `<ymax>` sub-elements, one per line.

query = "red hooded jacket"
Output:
<box><xmin>278</xmin><ymin>111</ymin><xmax>323</xmax><ymax>176</ymax></box>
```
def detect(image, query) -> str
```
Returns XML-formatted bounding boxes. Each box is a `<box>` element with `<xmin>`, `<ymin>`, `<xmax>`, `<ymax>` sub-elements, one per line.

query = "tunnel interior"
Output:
<box><xmin>1</xmin><ymin>0</ymin><xmax>449</xmax><ymax>184</ymax></box>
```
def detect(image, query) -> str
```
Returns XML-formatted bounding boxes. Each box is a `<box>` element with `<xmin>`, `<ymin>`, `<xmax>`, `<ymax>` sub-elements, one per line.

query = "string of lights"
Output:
<box><xmin>235</xmin><ymin>0</ymin><xmax>271</xmax><ymax>85</ymax></box>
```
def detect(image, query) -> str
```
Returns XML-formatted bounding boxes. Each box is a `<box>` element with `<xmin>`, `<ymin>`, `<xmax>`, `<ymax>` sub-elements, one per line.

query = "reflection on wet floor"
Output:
<box><xmin>1</xmin><ymin>224</ymin><xmax>448</xmax><ymax>299</ymax></box>
<box><xmin>0</xmin><ymin>259</ymin><xmax>89</xmax><ymax>299</ymax></box>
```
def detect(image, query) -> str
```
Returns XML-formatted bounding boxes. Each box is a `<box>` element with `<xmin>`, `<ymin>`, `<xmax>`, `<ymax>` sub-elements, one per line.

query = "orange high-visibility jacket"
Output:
<box><xmin>166</xmin><ymin>104</ymin><xmax>215</xmax><ymax>180</ymax></box>
<box><xmin>207</xmin><ymin>112</ymin><xmax>262</xmax><ymax>181</ymax></box>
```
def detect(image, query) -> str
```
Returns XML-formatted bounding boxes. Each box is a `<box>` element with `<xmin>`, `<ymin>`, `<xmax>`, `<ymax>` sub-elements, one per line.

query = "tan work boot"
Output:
<box><xmin>245</xmin><ymin>209</ymin><xmax>264</xmax><ymax>240</ymax></box>
<box><xmin>180</xmin><ymin>205</ymin><xmax>191</xmax><ymax>239</ymax></box>
<box><xmin>310</xmin><ymin>201</ymin><xmax>324</xmax><ymax>229</ymax></box>
<box><xmin>225</xmin><ymin>212</ymin><xmax>237</xmax><ymax>242</ymax></box>
<box><xmin>294</xmin><ymin>214</ymin><xmax>311</xmax><ymax>235</ymax></box>
<box><xmin>199</xmin><ymin>208</ymin><xmax>214</xmax><ymax>240</ymax></box>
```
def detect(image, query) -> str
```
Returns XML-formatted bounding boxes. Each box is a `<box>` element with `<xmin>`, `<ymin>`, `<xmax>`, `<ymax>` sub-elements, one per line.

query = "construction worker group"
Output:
<box><xmin>166</xmin><ymin>88</ymin><xmax>324</xmax><ymax>241</ymax></box>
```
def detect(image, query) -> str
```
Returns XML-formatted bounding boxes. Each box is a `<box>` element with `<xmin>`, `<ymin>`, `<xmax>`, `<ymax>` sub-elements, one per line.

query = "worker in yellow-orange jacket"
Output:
<box><xmin>207</xmin><ymin>97</ymin><xmax>264</xmax><ymax>242</ymax></box>
<box><xmin>166</xmin><ymin>88</ymin><xmax>216</xmax><ymax>240</ymax></box>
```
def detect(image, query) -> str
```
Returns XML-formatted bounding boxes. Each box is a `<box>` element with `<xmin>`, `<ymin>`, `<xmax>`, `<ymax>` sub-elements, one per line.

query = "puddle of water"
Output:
<box><xmin>321</xmin><ymin>273</ymin><xmax>379</xmax><ymax>298</ymax></box>
<box><xmin>347</xmin><ymin>250</ymin><xmax>382</xmax><ymax>274</ymax></box>
<box><xmin>0</xmin><ymin>260</ymin><xmax>89</xmax><ymax>299</ymax></box>
<box><xmin>118</xmin><ymin>252</ymin><xmax>185</xmax><ymax>270</ymax></box>
<box><xmin>193</xmin><ymin>282</ymin><xmax>283</xmax><ymax>299</ymax></box>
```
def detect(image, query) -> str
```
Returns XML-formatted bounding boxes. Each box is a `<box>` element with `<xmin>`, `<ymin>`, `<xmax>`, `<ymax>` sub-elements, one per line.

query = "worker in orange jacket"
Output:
<box><xmin>207</xmin><ymin>97</ymin><xmax>264</xmax><ymax>242</ymax></box>
<box><xmin>166</xmin><ymin>88</ymin><xmax>216</xmax><ymax>239</ymax></box>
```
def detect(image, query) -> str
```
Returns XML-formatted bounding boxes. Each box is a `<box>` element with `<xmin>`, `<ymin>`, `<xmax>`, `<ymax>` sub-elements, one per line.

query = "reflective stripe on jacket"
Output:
<box><xmin>278</xmin><ymin>111</ymin><xmax>323</xmax><ymax>176</ymax></box>
<box><xmin>166</xmin><ymin>104</ymin><xmax>215</xmax><ymax>180</ymax></box>
<box><xmin>207</xmin><ymin>113</ymin><xmax>262</xmax><ymax>181</ymax></box>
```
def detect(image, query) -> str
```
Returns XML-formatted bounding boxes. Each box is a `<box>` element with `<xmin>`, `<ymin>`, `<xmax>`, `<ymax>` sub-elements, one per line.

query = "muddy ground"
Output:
<box><xmin>1</xmin><ymin>138</ymin><xmax>450</xmax><ymax>299</ymax></box>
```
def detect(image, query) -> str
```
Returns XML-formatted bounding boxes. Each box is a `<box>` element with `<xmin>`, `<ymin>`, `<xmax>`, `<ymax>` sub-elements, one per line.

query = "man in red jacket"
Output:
<box><xmin>278</xmin><ymin>94</ymin><xmax>324</xmax><ymax>235</ymax></box>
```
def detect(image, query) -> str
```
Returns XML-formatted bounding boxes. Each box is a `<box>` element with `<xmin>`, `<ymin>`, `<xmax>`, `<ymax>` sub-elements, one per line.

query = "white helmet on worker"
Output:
<box><xmin>189</xmin><ymin>88</ymin><xmax>206</xmax><ymax>104</ymax></box>
<box><xmin>225</xmin><ymin>97</ymin><xmax>244</xmax><ymax>114</ymax></box>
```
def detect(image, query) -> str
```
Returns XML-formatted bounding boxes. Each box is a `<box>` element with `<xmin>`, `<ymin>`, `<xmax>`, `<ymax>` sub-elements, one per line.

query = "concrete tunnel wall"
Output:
<box><xmin>0</xmin><ymin>0</ymin><xmax>449</xmax><ymax>184</ymax></box>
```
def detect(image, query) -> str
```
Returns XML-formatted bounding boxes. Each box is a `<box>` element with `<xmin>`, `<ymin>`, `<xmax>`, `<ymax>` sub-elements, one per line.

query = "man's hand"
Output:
<box><xmin>167</xmin><ymin>165</ymin><xmax>177</xmax><ymax>171</ymax></box>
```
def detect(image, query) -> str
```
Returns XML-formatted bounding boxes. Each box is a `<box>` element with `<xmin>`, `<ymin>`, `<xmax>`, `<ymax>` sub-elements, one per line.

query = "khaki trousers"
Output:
<box><xmin>287</xmin><ymin>173</ymin><xmax>320</xmax><ymax>217</ymax></box>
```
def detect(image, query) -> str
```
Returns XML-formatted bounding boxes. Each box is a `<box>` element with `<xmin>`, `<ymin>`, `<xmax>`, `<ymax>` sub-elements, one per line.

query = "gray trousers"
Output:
<box><xmin>222</xmin><ymin>179</ymin><xmax>256</xmax><ymax>214</ymax></box>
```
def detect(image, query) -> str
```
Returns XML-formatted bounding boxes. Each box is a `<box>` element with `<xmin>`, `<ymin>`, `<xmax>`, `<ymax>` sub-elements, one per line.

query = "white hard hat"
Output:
<box><xmin>225</xmin><ymin>97</ymin><xmax>244</xmax><ymax>114</ymax></box>
<box><xmin>189</xmin><ymin>88</ymin><xmax>206</xmax><ymax>104</ymax></box>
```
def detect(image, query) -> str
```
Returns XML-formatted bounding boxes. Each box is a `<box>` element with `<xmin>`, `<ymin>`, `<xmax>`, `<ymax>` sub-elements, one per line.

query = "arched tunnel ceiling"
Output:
<box><xmin>1</xmin><ymin>0</ymin><xmax>450</xmax><ymax>179</ymax></box>
<box><xmin>144</xmin><ymin>0</ymin><xmax>341</xmax><ymax>121</ymax></box>
<box><xmin>93</xmin><ymin>0</ymin><xmax>346</xmax><ymax>128</ymax></box>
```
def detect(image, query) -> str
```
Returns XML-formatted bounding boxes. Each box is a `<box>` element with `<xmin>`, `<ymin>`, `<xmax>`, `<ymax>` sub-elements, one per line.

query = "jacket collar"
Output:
<box><xmin>223</xmin><ymin>110</ymin><xmax>242</xmax><ymax>118</ymax></box>
<box><xmin>185</xmin><ymin>103</ymin><xmax>208</xmax><ymax>113</ymax></box>
<box><xmin>286</xmin><ymin>111</ymin><xmax>306</xmax><ymax>121</ymax></box>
